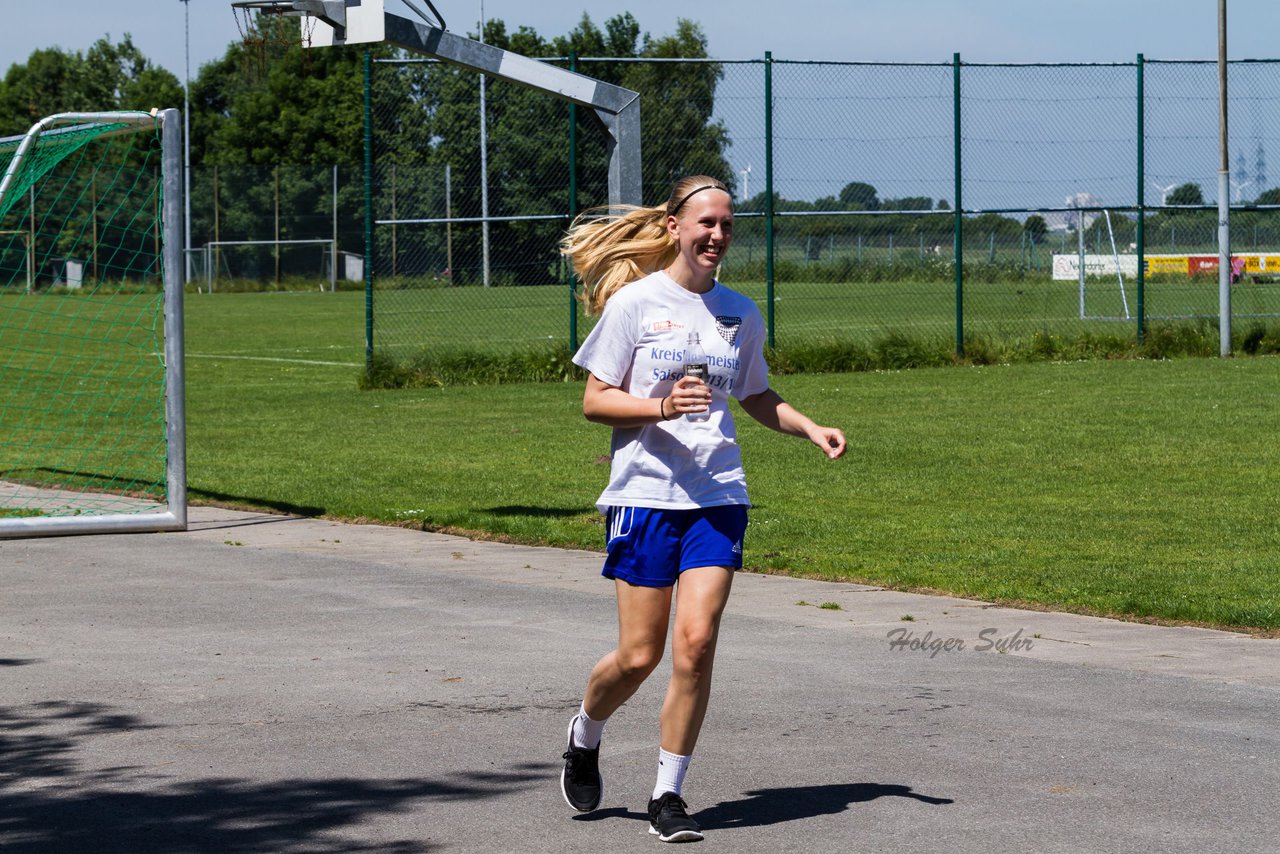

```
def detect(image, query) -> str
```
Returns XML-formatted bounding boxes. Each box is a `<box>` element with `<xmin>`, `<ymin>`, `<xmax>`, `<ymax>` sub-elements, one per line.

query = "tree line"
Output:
<box><xmin>0</xmin><ymin>14</ymin><xmax>738</xmax><ymax>285</ymax></box>
<box><xmin>4</xmin><ymin>27</ymin><xmax>1279</xmax><ymax>286</ymax></box>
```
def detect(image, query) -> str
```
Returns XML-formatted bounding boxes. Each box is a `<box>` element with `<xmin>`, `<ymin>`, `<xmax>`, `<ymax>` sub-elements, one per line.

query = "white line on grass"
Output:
<box><xmin>181</xmin><ymin>353</ymin><xmax>362</xmax><ymax>368</ymax></box>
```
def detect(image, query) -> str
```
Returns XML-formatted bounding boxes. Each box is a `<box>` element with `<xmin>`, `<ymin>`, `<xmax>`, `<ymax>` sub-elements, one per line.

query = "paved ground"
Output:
<box><xmin>2</xmin><ymin>506</ymin><xmax>1277</xmax><ymax>853</ymax></box>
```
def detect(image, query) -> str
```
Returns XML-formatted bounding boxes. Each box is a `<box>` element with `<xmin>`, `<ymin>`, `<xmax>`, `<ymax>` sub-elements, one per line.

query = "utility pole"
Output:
<box><xmin>479</xmin><ymin>0</ymin><xmax>491</xmax><ymax>287</ymax></box>
<box><xmin>1218</xmin><ymin>0</ymin><xmax>1231</xmax><ymax>357</ymax></box>
<box><xmin>181</xmin><ymin>0</ymin><xmax>192</xmax><ymax>285</ymax></box>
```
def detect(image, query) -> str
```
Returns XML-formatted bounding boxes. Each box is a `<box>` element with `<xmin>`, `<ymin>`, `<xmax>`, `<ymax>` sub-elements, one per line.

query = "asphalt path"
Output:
<box><xmin>2</xmin><ymin>507</ymin><xmax>1276</xmax><ymax>852</ymax></box>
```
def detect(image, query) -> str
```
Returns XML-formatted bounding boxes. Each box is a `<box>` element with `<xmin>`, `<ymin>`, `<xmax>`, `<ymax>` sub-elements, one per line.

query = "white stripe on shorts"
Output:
<box><xmin>608</xmin><ymin>506</ymin><xmax>635</xmax><ymax>544</ymax></box>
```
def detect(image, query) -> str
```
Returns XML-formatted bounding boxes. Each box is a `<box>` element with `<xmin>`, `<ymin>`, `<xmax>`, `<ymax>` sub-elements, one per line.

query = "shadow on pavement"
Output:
<box><xmin>570</xmin><ymin>781</ymin><xmax>954</xmax><ymax>832</ymax></box>
<box><xmin>0</xmin><ymin>701</ymin><xmax>547</xmax><ymax>853</ymax></box>
<box><xmin>698</xmin><ymin>782</ymin><xmax>955</xmax><ymax>830</ymax></box>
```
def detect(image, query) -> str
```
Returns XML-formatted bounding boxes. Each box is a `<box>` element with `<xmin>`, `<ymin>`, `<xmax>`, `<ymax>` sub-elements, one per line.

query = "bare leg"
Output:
<box><xmin>581</xmin><ymin>580</ymin><xmax>673</xmax><ymax>720</ymax></box>
<box><xmin>658</xmin><ymin>566</ymin><xmax>734</xmax><ymax>755</ymax></box>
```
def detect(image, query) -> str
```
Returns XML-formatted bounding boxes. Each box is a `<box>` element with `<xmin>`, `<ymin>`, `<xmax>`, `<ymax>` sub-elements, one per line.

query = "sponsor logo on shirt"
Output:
<box><xmin>652</xmin><ymin>320</ymin><xmax>687</xmax><ymax>332</ymax></box>
<box><xmin>715</xmin><ymin>315</ymin><xmax>742</xmax><ymax>345</ymax></box>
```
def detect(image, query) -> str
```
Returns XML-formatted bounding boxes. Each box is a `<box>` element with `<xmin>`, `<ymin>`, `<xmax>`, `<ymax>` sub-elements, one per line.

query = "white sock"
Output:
<box><xmin>572</xmin><ymin>703</ymin><xmax>606</xmax><ymax>750</ymax></box>
<box><xmin>652</xmin><ymin>748</ymin><xmax>692</xmax><ymax>800</ymax></box>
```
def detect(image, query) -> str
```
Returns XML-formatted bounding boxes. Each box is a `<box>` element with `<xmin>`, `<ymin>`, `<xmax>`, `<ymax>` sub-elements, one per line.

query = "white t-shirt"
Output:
<box><xmin>572</xmin><ymin>270</ymin><xmax>771</xmax><ymax>512</ymax></box>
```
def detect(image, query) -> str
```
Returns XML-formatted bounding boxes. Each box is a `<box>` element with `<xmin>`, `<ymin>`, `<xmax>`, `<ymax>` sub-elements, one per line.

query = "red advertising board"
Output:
<box><xmin>1188</xmin><ymin>255</ymin><xmax>1247</xmax><ymax>278</ymax></box>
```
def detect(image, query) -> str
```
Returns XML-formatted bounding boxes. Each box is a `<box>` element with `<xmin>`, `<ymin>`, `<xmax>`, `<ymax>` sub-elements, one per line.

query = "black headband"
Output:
<box><xmin>668</xmin><ymin>183</ymin><xmax>728</xmax><ymax>215</ymax></box>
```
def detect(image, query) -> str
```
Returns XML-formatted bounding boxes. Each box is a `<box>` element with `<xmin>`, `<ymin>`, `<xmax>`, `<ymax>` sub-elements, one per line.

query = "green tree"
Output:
<box><xmin>387</xmin><ymin>13</ymin><xmax>733</xmax><ymax>285</ymax></box>
<box><xmin>194</xmin><ymin>17</ymin><xmax>373</xmax><ymax>167</ymax></box>
<box><xmin>1254</xmin><ymin>187</ymin><xmax>1280</xmax><ymax>206</ymax></box>
<box><xmin>185</xmin><ymin>16</ymin><xmax>391</xmax><ymax>271</ymax></box>
<box><xmin>838</xmin><ymin>181</ymin><xmax>879</xmax><ymax>210</ymax></box>
<box><xmin>1023</xmin><ymin>215</ymin><xmax>1048</xmax><ymax>241</ymax></box>
<box><xmin>1084</xmin><ymin>212</ymin><xmax>1135</xmax><ymax>248</ymax></box>
<box><xmin>1167</xmin><ymin>182</ymin><xmax>1205</xmax><ymax>206</ymax></box>
<box><xmin>0</xmin><ymin>35</ymin><xmax>182</xmax><ymax>135</ymax></box>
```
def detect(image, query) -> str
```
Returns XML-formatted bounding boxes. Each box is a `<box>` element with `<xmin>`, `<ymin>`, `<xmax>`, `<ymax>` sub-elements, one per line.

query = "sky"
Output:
<box><xmin>1</xmin><ymin>0</ymin><xmax>1276</xmax><ymax>83</ymax></box>
<box><xmin>3</xmin><ymin>1</ymin><xmax>1276</xmax><ymax>208</ymax></box>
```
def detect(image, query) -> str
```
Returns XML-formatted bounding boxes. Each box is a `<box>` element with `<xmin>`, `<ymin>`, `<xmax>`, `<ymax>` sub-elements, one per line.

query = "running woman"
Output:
<box><xmin>558</xmin><ymin>175</ymin><xmax>845</xmax><ymax>843</ymax></box>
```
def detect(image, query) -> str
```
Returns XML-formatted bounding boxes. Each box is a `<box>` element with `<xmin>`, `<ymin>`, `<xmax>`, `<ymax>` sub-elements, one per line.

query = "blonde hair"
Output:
<box><xmin>561</xmin><ymin>175</ymin><xmax>731</xmax><ymax>315</ymax></box>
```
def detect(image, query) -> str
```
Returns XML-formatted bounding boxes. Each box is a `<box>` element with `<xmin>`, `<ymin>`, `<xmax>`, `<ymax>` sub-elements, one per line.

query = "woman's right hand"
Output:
<box><xmin>667</xmin><ymin>374</ymin><xmax>711</xmax><ymax>418</ymax></box>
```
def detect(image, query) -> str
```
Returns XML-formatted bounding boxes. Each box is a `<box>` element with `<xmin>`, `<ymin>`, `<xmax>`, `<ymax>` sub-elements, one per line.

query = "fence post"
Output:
<box><xmin>273</xmin><ymin>165</ymin><xmax>280</xmax><ymax>285</ymax></box>
<box><xmin>953</xmin><ymin>52</ymin><xmax>964</xmax><ymax>358</ymax></box>
<box><xmin>1136</xmin><ymin>53</ymin><xmax>1146</xmax><ymax>344</ymax></box>
<box><xmin>764</xmin><ymin>51</ymin><xmax>775</xmax><ymax>349</ymax></box>
<box><xmin>331</xmin><ymin>163</ymin><xmax>339</xmax><ymax>293</ymax></box>
<box><xmin>1217</xmin><ymin>7</ymin><xmax>1231</xmax><ymax>358</ymax></box>
<box><xmin>569</xmin><ymin>50</ymin><xmax>579</xmax><ymax>352</ymax></box>
<box><xmin>213</xmin><ymin>164</ymin><xmax>220</xmax><ymax>289</ymax></box>
<box><xmin>363</xmin><ymin>50</ymin><xmax>374</xmax><ymax>369</ymax></box>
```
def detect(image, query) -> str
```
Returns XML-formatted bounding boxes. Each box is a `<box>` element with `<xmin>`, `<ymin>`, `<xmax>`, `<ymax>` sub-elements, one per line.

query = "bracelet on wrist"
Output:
<box><xmin>660</xmin><ymin>396</ymin><xmax>671</xmax><ymax>420</ymax></box>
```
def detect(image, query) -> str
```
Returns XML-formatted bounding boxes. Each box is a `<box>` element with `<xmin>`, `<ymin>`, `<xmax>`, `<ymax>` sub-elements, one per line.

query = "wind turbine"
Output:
<box><xmin>1150</xmin><ymin>182</ymin><xmax>1178</xmax><ymax>205</ymax></box>
<box><xmin>738</xmin><ymin>164</ymin><xmax>752</xmax><ymax>202</ymax></box>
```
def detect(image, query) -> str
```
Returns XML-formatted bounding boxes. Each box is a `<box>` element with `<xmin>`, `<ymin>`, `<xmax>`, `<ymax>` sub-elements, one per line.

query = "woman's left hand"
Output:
<box><xmin>808</xmin><ymin>426</ymin><xmax>846</xmax><ymax>460</ymax></box>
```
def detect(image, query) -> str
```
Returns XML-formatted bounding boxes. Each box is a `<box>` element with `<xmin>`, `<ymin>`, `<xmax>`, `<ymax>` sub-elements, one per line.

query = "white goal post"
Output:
<box><xmin>0</xmin><ymin>110</ymin><xmax>187</xmax><ymax>538</ymax></box>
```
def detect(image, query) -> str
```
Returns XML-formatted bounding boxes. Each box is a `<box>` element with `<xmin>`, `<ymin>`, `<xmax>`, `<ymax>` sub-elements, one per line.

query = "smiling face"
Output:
<box><xmin>665</xmin><ymin>188</ymin><xmax>734</xmax><ymax>289</ymax></box>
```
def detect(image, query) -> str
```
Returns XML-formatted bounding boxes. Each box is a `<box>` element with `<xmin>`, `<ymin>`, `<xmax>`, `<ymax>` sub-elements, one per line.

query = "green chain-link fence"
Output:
<box><xmin>206</xmin><ymin>54</ymin><xmax>1280</xmax><ymax>366</ymax></box>
<box><xmin>185</xmin><ymin>163</ymin><xmax>364</xmax><ymax>290</ymax></box>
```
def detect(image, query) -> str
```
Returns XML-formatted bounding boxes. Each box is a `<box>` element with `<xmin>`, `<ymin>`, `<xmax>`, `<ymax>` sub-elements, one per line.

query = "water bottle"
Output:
<box><xmin>684</xmin><ymin>332</ymin><xmax>710</xmax><ymax>422</ymax></box>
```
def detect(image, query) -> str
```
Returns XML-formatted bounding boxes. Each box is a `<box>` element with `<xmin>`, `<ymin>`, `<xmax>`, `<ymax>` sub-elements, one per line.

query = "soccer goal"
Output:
<box><xmin>1051</xmin><ymin>210</ymin><xmax>1135</xmax><ymax>321</ymax></box>
<box><xmin>0</xmin><ymin>110</ymin><xmax>186</xmax><ymax>537</ymax></box>
<box><xmin>200</xmin><ymin>238</ymin><xmax>339</xmax><ymax>292</ymax></box>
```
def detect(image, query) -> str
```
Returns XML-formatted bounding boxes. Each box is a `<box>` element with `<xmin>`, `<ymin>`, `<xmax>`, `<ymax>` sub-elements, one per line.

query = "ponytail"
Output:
<box><xmin>560</xmin><ymin>205</ymin><xmax>676</xmax><ymax>315</ymax></box>
<box><xmin>560</xmin><ymin>175</ymin><xmax>731</xmax><ymax>315</ymax></box>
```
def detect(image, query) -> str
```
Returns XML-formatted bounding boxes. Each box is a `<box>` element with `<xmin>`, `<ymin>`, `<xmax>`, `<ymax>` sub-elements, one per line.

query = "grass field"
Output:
<box><xmin>370</xmin><ymin>276</ymin><xmax>1280</xmax><ymax>358</ymax></box>
<box><xmin>5</xmin><ymin>289</ymin><xmax>1278</xmax><ymax>631</ymax></box>
<box><xmin>0</xmin><ymin>291</ymin><xmax>170</xmax><ymax>514</ymax></box>
<box><xmin>177</xmin><ymin>291</ymin><xmax>1280</xmax><ymax>632</ymax></box>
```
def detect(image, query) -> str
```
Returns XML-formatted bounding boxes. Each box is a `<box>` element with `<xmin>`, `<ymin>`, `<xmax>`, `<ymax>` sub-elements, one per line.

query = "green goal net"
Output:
<box><xmin>0</xmin><ymin>111</ymin><xmax>186</xmax><ymax>537</ymax></box>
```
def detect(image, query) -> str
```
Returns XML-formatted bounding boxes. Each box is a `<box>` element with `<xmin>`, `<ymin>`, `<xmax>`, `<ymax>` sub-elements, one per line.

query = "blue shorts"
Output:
<box><xmin>602</xmin><ymin>505</ymin><xmax>748</xmax><ymax>588</ymax></box>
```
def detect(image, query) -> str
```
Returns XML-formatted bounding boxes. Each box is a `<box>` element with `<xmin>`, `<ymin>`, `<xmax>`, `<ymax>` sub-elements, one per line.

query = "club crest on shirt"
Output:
<box><xmin>715</xmin><ymin>315</ymin><xmax>742</xmax><ymax>345</ymax></box>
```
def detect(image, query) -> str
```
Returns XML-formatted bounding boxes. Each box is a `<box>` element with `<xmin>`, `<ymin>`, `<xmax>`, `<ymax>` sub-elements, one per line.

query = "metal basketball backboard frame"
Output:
<box><xmin>233</xmin><ymin>0</ymin><xmax>642</xmax><ymax>206</ymax></box>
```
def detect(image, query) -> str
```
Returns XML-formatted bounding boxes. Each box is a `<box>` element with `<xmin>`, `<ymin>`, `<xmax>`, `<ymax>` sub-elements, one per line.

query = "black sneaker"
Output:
<box><xmin>560</xmin><ymin>717</ymin><xmax>602</xmax><ymax>812</ymax></box>
<box><xmin>647</xmin><ymin>791</ymin><xmax>703</xmax><ymax>843</ymax></box>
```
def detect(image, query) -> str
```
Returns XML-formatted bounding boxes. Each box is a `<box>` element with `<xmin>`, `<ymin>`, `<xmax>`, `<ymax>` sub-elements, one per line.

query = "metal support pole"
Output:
<box><xmin>160</xmin><ymin>108</ymin><xmax>188</xmax><ymax>529</ymax></box>
<box><xmin>213</xmin><ymin>164</ymin><xmax>220</xmax><ymax>291</ymax></box>
<box><xmin>332</xmin><ymin>163</ymin><xmax>338</xmax><ymax>291</ymax></box>
<box><xmin>1078</xmin><ymin>209</ymin><xmax>1086</xmax><ymax>317</ymax></box>
<box><xmin>1136</xmin><ymin>53</ymin><xmax>1146</xmax><ymax>343</ymax></box>
<box><xmin>91</xmin><ymin>172</ymin><xmax>98</xmax><ymax>281</ymax></box>
<box><xmin>182</xmin><ymin>0</ymin><xmax>192</xmax><ymax>285</ymax></box>
<box><xmin>390</xmin><ymin>163</ymin><xmax>397</xmax><ymax>275</ymax></box>
<box><xmin>479</xmin><ymin>3</ymin><xmax>491</xmax><ymax>287</ymax></box>
<box><xmin>953</xmin><ymin>52</ymin><xmax>964</xmax><ymax>357</ymax></box>
<box><xmin>29</xmin><ymin>186</ymin><xmax>35</xmax><ymax>291</ymax></box>
<box><xmin>568</xmin><ymin>49</ymin><xmax>579</xmax><ymax>351</ymax></box>
<box><xmin>445</xmin><ymin>163</ymin><xmax>453</xmax><ymax>280</ymax></box>
<box><xmin>377</xmin><ymin>14</ymin><xmax>641</xmax><ymax>207</ymax></box>
<box><xmin>363</xmin><ymin>50</ymin><xmax>375</xmax><ymax>367</ymax></box>
<box><xmin>764</xmin><ymin>51</ymin><xmax>775</xmax><ymax>350</ymax></box>
<box><xmin>273</xmin><ymin>165</ymin><xmax>281</xmax><ymax>284</ymax></box>
<box><xmin>1218</xmin><ymin>0</ymin><xmax>1231</xmax><ymax>357</ymax></box>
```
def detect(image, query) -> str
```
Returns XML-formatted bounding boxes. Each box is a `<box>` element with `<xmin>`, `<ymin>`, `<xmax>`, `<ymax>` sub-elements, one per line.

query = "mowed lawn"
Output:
<box><xmin>363</xmin><ymin>278</ymin><xmax>1280</xmax><ymax>356</ymax></box>
<box><xmin>177</xmin><ymin>291</ymin><xmax>1280</xmax><ymax>632</ymax></box>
